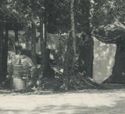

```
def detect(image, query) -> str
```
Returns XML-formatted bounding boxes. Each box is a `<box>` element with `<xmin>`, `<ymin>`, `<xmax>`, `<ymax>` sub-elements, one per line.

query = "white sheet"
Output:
<box><xmin>93</xmin><ymin>37</ymin><xmax>116</xmax><ymax>83</ymax></box>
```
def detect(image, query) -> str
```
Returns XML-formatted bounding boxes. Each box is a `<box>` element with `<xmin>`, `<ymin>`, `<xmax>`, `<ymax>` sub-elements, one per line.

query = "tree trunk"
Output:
<box><xmin>63</xmin><ymin>0</ymin><xmax>76</xmax><ymax>90</ymax></box>
<box><xmin>40</xmin><ymin>18</ymin><xmax>47</xmax><ymax>65</ymax></box>
<box><xmin>40</xmin><ymin>18</ymin><xmax>48</xmax><ymax>77</ymax></box>
<box><xmin>78</xmin><ymin>0</ymin><xmax>94</xmax><ymax>78</ymax></box>
<box><xmin>63</xmin><ymin>32</ymin><xmax>74</xmax><ymax>90</ymax></box>
<box><xmin>0</xmin><ymin>22</ymin><xmax>3</xmax><ymax>83</ymax></box>
<box><xmin>40</xmin><ymin>3</ymin><xmax>50</xmax><ymax>78</ymax></box>
<box><xmin>78</xmin><ymin>34</ymin><xmax>94</xmax><ymax>78</ymax></box>
<box><xmin>71</xmin><ymin>0</ymin><xmax>76</xmax><ymax>56</ymax></box>
<box><xmin>31</xmin><ymin>22</ymin><xmax>37</xmax><ymax>65</ymax></box>
<box><xmin>0</xmin><ymin>22</ymin><xmax>6</xmax><ymax>83</ymax></box>
<box><xmin>2</xmin><ymin>27</ymin><xmax>8</xmax><ymax>80</ymax></box>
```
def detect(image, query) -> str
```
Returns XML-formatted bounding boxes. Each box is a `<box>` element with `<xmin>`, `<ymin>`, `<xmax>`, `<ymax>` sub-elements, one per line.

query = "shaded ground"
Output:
<box><xmin>0</xmin><ymin>89</ymin><xmax>125</xmax><ymax>114</ymax></box>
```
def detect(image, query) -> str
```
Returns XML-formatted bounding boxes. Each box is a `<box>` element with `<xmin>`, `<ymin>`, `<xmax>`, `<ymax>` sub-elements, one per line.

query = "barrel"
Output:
<box><xmin>12</xmin><ymin>64</ymin><xmax>30</xmax><ymax>91</ymax></box>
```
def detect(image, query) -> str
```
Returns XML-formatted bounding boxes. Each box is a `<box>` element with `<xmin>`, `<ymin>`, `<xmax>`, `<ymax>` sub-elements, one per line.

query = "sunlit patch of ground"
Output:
<box><xmin>0</xmin><ymin>89</ymin><xmax>125</xmax><ymax>114</ymax></box>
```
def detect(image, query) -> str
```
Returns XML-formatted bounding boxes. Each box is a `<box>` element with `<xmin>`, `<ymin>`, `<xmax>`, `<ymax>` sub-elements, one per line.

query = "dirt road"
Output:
<box><xmin>0</xmin><ymin>89</ymin><xmax>125</xmax><ymax>114</ymax></box>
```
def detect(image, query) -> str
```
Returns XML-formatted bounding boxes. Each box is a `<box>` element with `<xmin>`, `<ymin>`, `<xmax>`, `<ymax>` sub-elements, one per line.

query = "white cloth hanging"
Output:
<box><xmin>93</xmin><ymin>37</ymin><xmax>116</xmax><ymax>83</ymax></box>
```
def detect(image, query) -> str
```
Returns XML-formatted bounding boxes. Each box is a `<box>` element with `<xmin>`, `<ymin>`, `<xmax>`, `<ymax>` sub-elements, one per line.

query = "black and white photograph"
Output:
<box><xmin>0</xmin><ymin>0</ymin><xmax>125</xmax><ymax>114</ymax></box>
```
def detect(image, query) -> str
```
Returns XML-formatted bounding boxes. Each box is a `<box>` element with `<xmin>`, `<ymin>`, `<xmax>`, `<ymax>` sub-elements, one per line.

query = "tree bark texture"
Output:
<box><xmin>78</xmin><ymin>34</ymin><xmax>93</xmax><ymax>78</ymax></box>
<box><xmin>2</xmin><ymin>26</ymin><xmax>8</xmax><ymax>80</ymax></box>
<box><xmin>63</xmin><ymin>32</ymin><xmax>74</xmax><ymax>89</ymax></box>
<box><xmin>78</xmin><ymin>0</ymin><xmax>94</xmax><ymax>78</ymax></box>
<box><xmin>31</xmin><ymin>22</ymin><xmax>37</xmax><ymax>65</ymax></box>
<box><xmin>71</xmin><ymin>0</ymin><xmax>76</xmax><ymax>56</ymax></box>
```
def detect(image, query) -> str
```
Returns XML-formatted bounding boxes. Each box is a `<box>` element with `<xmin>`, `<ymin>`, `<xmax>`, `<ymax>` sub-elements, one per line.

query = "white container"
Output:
<box><xmin>12</xmin><ymin>77</ymin><xmax>26</xmax><ymax>91</ymax></box>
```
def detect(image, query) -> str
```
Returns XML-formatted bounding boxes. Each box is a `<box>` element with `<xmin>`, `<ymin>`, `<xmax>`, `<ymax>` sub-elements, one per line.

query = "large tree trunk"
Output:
<box><xmin>78</xmin><ymin>0</ymin><xmax>94</xmax><ymax>78</ymax></box>
<box><xmin>63</xmin><ymin>0</ymin><xmax>76</xmax><ymax>90</ymax></box>
<box><xmin>78</xmin><ymin>34</ymin><xmax>94</xmax><ymax>78</ymax></box>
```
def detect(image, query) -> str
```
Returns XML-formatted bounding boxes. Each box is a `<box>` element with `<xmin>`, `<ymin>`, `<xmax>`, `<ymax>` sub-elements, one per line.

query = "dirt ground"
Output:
<box><xmin>0</xmin><ymin>89</ymin><xmax>125</xmax><ymax>114</ymax></box>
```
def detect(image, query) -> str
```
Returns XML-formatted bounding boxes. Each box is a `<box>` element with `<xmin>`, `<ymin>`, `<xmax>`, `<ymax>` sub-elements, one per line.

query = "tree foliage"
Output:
<box><xmin>93</xmin><ymin>0</ymin><xmax>125</xmax><ymax>43</ymax></box>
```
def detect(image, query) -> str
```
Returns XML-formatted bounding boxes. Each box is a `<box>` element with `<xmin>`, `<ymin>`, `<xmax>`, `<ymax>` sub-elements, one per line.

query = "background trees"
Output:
<box><xmin>0</xmin><ymin>0</ymin><xmax>125</xmax><ymax>89</ymax></box>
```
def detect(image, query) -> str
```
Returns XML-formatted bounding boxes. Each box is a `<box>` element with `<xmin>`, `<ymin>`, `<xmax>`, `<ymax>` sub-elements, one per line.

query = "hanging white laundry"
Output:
<box><xmin>93</xmin><ymin>37</ymin><xmax>117</xmax><ymax>83</ymax></box>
